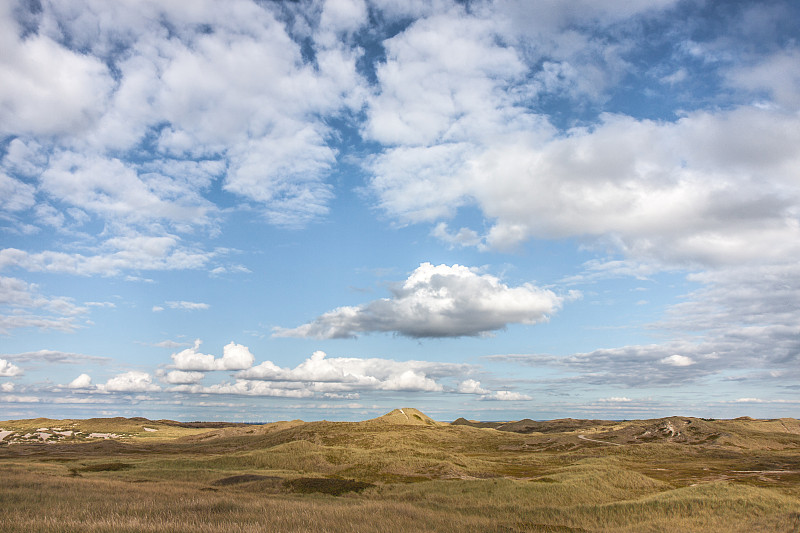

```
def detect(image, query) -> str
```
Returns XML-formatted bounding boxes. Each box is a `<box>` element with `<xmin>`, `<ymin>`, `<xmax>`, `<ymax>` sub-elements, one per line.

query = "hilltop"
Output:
<box><xmin>367</xmin><ymin>407</ymin><xmax>441</xmax><ymax>426</ymax></box>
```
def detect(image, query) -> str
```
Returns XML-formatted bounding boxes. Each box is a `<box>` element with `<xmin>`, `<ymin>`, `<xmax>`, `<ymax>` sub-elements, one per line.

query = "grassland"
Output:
<box><xmin>1</xmin><ymin>408</ymin><xmax>799</xmax><ymax>532</ymax></box>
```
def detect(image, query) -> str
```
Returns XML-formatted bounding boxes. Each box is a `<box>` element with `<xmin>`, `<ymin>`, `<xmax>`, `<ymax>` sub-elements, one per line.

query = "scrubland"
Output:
<box><xmin>1</xmin><ymin>408</ymin><xmax>799</xmax><ymax>532</ymax></box>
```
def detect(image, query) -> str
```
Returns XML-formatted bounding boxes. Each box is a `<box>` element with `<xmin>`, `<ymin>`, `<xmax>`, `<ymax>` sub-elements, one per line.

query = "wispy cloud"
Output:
<box><xmin>165</xmin><ymin>301</ymin><xmax>210</xmax><ymax>311</ymax></box>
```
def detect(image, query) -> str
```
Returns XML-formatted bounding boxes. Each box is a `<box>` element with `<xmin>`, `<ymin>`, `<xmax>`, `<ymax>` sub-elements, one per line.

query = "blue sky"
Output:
<box><xmin>2</xmin><ymin>0</ymin><xmax>799</xmax><ymax>422</ymax></box>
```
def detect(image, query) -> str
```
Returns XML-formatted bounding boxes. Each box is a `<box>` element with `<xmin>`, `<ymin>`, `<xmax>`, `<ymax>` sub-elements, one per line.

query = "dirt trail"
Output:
<box><xmin>578</xmin><ymin>434</ymin><xmax>623</xmax><ymax>446</ymax></box>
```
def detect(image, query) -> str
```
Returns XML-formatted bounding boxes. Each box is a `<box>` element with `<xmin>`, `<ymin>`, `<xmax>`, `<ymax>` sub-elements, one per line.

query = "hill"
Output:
<box><xmin>367</xmin><ymin>407</ymin><xmax>441</xmax><ymax>426</ymax></box>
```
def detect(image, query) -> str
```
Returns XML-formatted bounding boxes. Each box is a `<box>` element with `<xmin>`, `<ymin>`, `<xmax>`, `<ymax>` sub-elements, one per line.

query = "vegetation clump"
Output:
<box><xmin>69</xmin><ymin>461</ymin><xmax>133</xmax><ymax>475</ymax></box>
<box><xmin>212</xmin><ymin>474</ymin><xmax>281</xmax><ymax>486</ymax></box>
<box><xmin>284</xmin><ymin>477</ymin><xmax>375</xmax><ymax>496</ymax></box>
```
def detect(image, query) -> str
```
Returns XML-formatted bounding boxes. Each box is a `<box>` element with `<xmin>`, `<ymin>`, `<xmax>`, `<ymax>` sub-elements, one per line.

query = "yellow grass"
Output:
<box><xmin>2</xmin><ymin>412</ymin><xmax>799</xmax><ymax>532</ymax></box>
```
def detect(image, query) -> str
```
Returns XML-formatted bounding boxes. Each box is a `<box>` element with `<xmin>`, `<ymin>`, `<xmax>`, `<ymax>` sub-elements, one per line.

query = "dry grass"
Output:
<box><xmin>2</xmin><ymin>413</ymin><xmax>800</xmax><ymax>532</ymax></box>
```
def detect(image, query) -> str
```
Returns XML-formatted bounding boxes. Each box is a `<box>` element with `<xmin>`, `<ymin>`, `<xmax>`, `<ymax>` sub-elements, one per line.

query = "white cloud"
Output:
<box><xmin>161</xmin><ymin>370</ymin><xmax>205</xmax><ymax>385</ymax></box>
<box><xmin>379</xmin><ymin>370</ymin><xmax>442</xmax><ymax>392</ymax></box>
<box><xmin>726</xmin><ymin>48</ymin><xmax>800</xmax><ymax>109</ymax></box>
<box><xmin>1</xmin><ymin>349</ymin><xmax>109</xmax><ymax>365</ymax></box>
<box><xmin>431</xmin><ymin>223</ymin><xmax>482</xmax><ymax>248</ymax></box>
<box><xmin>171</xmin><ymin>340</ymin><xmax>254</xmax><ymax>371</ymax></box>
<box><xmin>154</xmin><ymin>340</ymin><xmax>190</xmax><ymax>349</ymax></box>
<box><xmin>599</xmin><ymin>397</ymin><xmax>632</xmax><ymax>402</ymax></box>
<box><xmin>99</xmin><ymin>371</ymin><xmax>160</xmax><ymax>393</ymax></box>
<box><xmin>67</xmin><ymin>373</ymin><xmax>93</xmax><ymax>389</ymax></box>
<box><xmin>1</xmin><ymin>382</ymin><xmax>14</xmax><ymax>392</ymax></box>
<box><xmin>732</xmin><ymin>398</ymin><xmax>800</xmax><ymax>404</ymax></box>
<box><xmin>455</xmin><ymin>379</ymin><xmax>531</xmax><ymax>400</ymax></box>
<box><xmin>660</xmin><ymin>354</ymin><xmax>694</xmax><ymax>367</ymax></box>
<box><xmin>317</xmin><ymin>0</ymin><xmax>368</xmax><ymax>45</ymax></box>
<box><xmin>171</xmin><ymin>340</ymin><xmax>216</xmax><ymax>371</ymax></box>
<box><xmin>369</xmin><ymin>106</ymin><xmax>800</xmax><ymax>267</ymax></box>
<box><xmin>487</xmin><ymin>390</ymin><xmax>532</xmax><ymax>401</ymax></box>
<box><xmin>0</xmin><ymin>0</ymin><xmax>370</xmax><ymax>252</ymax></box>
<box><xmin>0</xmin><ymin>358</ymin><xmax>22</xmax><ymax>377</ymax></box>
<box><xmin>238</xmin><ymin>350</ymin><xmax>468</xmax><ymax>393</ymax></box>
<box><xmin>274</xmin><ymin>263</ymin><xmax>566</xmax><ymax>338</ymax></box>
<box><xmin>491</xmin><ymin>260</ymin><xmax>800</xmax><ymax>388</ymax></box>
<box><xmin>0</xmin><ymin>276</ymin><xmax>88</xmax><ymax>333</ymax></box>
<box><xmin>0</xmin><ymin>3</ymin><xmax>114</xmax><ymax>137</ymax></box>
<box><xmin>457</xmin><ymin>379</ymin><xmax>489</xmax><ymax>395</ymax></box>
<box><xmin>0</xmin><ymin>395</ymin><xmax>40</xmax><ymax>403</ymax></box>
<box><xmin>39</xmin><ymin>151</ymin><xmax>216</xmax><ymax>228</ymax></box>
<box><xmin>0</xmin><ymin>235</ymin><xmax>216</xmax><ymax>277</ymax></box>
<box><xmin>174</xmin><ymin>380</ymin><xmax>315</xmax><ymax>398</ymax></box>
<box><xmin>0</xmin><ymin>172</ymin><xmax>36</xmax><ymax>212</ymax></box>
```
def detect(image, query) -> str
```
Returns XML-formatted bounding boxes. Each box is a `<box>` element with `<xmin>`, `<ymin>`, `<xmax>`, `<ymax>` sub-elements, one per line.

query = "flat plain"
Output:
<box><xmin>1</xmin><ymin>408</ymin><xmax>799</xmax><ymax>532</ymax></box>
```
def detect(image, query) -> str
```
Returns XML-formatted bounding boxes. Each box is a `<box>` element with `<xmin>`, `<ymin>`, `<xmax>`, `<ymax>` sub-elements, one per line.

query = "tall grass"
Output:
<box><xmin>2</xmin><ymin>415</ymin><xmax>800</xmax><ymax>532</ymax></box>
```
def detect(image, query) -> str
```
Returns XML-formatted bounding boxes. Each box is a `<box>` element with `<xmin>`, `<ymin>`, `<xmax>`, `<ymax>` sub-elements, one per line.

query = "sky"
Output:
<box><xmin>1</xmin><ymin>0</ymin><xmax>799</xmax><ymax>422</ymax></box>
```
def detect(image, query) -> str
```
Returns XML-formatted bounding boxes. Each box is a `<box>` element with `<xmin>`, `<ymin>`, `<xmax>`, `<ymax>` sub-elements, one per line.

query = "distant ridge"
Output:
<box><xmin>452</xmin><ymin>417</ymin><xmax>604</xmax><ymax>433</ymax></box>
<box><xmin>367</xmin><ymin>408</ymin><xmax>440</xmax><ymax>426</ymax></box>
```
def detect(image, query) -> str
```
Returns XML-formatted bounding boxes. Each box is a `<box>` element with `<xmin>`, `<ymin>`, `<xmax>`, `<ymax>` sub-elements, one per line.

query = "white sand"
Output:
<box><xmin>88</xmin><ymin>432</ymin><xmax>120</xmax><ymax>439</ymax></box>
<box><xmin>0</xmin><ymin>430</ymin><xmax>14</xmax><ymax>442</ymax></box>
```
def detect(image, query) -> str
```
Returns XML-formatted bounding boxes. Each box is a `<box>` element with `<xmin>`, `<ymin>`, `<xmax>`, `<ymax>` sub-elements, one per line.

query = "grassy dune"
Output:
<box><xmin>2</xmin><ymin>408</ymin><xmax>799</xmax><ymax>532</ymax></box>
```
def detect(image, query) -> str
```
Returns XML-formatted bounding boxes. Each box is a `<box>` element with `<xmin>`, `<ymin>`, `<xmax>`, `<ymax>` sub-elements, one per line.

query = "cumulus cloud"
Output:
<box><xmin>726</xmin><ymin>48</ymin><xmax>800</xmax><ymax>109</ymax></box>
<box><xmin>370</xmin><ymin>107</ymin><xmax>800</xmax><ymax>267</ymax></box>
<box><xmin>456</xmin><ymin>379</ymin><xmax>489</xmax><ymax>395</ymax></box>
<box><xmin>160</xmin><ymin>370</ymin><xmax>205</xmax><ymax>385</ymax></box>
<box><xmin>237</xmin><ymin>350</ymin><xmax>471</xmax><ymax>393</ymax></box>
<box><xmin>172</xmin><ymin>380</ymin><xmax>316</xmax><ymax>398</ymax></box>
<box><xmin>484</xmin><ymin>390</ymin><xmax>532</xmax><ymax>401</ymax></box>
<box><xmin>38</xmin><ymin>151</ymin><xmax>216</xmax><ymax>228</ymax></box>
<box><xmin>0</xmin><ymin>0</ymin><xmax>369</xmax><ymax>287</ymax></box>
<box><xmin>0</xmin><ymin>2</ymin><xmax>114</xmax><ymax>137</ymax></box>
<box><xmin>0</xmin><ymin>358</ymin><xmax>23</xmax><ymax>377</ymax></box>
<box><xmin>456</xmin><ymin>379</ymin><xmax>530</xmax><ymax>400</ymax></box>
<box><xmin>350</xmin><ymin>1</ymin><xmax>800</xmax><ymax>271</ymax></box>
<box><xmin>275</xmin><ymin>263</ymin><xmax>567</xmax><ymax>338</ymax></box>
<box><xmin>67</xmin><ymin>373</ymin><xmax>93</xmax><ymax>389</ymax></box>
<box><xmin>1</xmin><ymin>382</ymin><xmax>14</xmax><ymax>392</ymax></box>
<box><xmin>99</xmin><ymin>371</ymin><xmax>160</xmax><ymax>393</ymax></box>
<box><xmin>171</xmin><ymin>340</ymin><xmax>255</xmax><ymax>371</ymax></box>
<box><xmin>660</xmin><ymin>354</ymin><xmax>694</xmax><ymax>367</ymax></box>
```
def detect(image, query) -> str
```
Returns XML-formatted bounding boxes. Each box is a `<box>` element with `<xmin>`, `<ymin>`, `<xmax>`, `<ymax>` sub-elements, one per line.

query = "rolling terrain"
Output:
<box><xmin>1</xmin><ymin>409</ymin><xmax>799</xmax><ymax>532</ymax></box>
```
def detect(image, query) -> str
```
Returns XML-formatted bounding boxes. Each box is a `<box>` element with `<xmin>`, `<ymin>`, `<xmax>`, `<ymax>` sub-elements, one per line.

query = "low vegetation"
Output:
<box><xmin>2</xmin><ymin>408</ymin><xmax>799</xmax><ymax>532</ymax></box>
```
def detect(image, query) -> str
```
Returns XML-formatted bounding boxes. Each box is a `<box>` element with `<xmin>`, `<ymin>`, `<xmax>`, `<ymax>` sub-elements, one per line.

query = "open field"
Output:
<box><xmin>2</xmin><ymin>408</ymin><xmax>800</xmax><ymax>532</ymax></box>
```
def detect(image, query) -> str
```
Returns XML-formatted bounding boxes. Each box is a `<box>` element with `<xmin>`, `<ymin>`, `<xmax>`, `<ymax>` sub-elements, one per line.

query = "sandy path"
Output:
<box><xmin>577</xmin><ymin>434</ymin><xmax>623</xmax><ymax>446</ymax></box>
